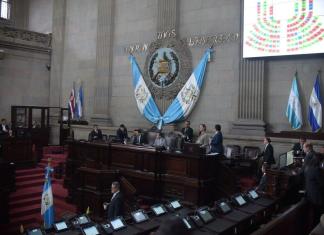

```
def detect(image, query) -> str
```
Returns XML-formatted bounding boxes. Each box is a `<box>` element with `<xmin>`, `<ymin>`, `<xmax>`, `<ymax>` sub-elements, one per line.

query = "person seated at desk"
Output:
<box><xmin>116</xmin><ymin>124</ymin><xmax>128</xmax><ymax>143</ymax></box>
<box><xmin>209</xmin><ymin>124</ymin><xmax>224</xmax><ymax>155</ymax></box>
<box><xmin>256</xmin><ymin>163</ymin><xmax>269</xmax><ymax>193</ymax></box>
<box><xmin>292</xmin><ymin>137</ymin><xmax>306</xmax><ymax>157</ymax></box>
<box><xmin>32</xmin><ymin>120</ymin><xmax>41</xmax><ymax>129</ymax></box>
<box><xmin>165</xmin><ymin>126</ymin><xmax>182</xmax><ymax>152</ymax></box>
<box><xmin>181</xmin><ymin>120</ymin><xmax>193</xmax><ymax>143</ymax></box>
<box><xmin>259</xmin><ymin>137</ymin><xmax>275</xmax><ymax>166</ymax></box>
<box><xmin>0</xmin><ymin>119</ymin><xmax>10</xmax><ymax>136</ymax></box>
<box><xmin>103</xmin><ymin>181</ymin><xmax>124</xmax><ymax>220</ymax></box>
<box><xmin>88</xmin><ymin>124</ymin><xmax>103</xmax><ymax>141</ymax></box>
<box><xmin>153</xmin><ymin>132</ymin><xmax>166</xmax><ymax>150</ymax></box>
<box><xmin>195</xmin><ymin>123</ymin><xmax>209</xmax><ymax>147</ymax></box>
<box><xmin>130</xmin><ymin>129</ymin><xmax>145</xmax><ymax>145</ymax></box>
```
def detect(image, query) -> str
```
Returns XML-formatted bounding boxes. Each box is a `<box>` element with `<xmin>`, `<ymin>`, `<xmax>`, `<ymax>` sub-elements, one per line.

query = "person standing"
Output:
<box><xmin>292</xmin><ymin>137</ymin><xmax>306</xmax><ymax>157</ymax></box>
<box><xmin>116</xmin><ymin>124</ymin><xmax>128</xmax><ymax>143</ymax></box>
<box><xmin>181</xmin><ymin>120</ymin><xmax>193</xmax><ymax>143</ymax></box>
<box><xmin>104</xmin><ymin>181</ymin><xmax>124</xmax><ymax>220</ymax></box>
<box><xmin>303</xmin><ymin>143</ymin><xmax>316</xmax><ymax>167</ymax></box>
<box><xmin>304</xmin><ymin>154</ymin><xmax>324</xmax><ymax>226</ymax></box>
<box><xmin>210</xmin><ymin>124</ymin><xmax>224</xmax><ymax>155</ymax></box>
<box><xmin>195</xmin><ymin>124</ymin><xmax>209</xmax><ymax>147</ymax></box>
<box><xmin>260</xmin><ymin>137</ymin><xmax>275</xmax><ymax>166</ymax></box>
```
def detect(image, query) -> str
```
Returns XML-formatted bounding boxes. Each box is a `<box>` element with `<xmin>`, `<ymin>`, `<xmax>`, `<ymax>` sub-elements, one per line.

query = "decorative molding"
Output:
<box><xmin>157</xmin><ymin>0</ymin><xmax>178</xmax><ymax>33</ymax></box>
<box><xmin>123</xmin><ymin>32</ymin><xmax>240</xmax><ymax>54</ymax></box>
<box><xmin>0</xmin><ymin>26</ymin><xmax>51</xmax><ymax>53</ymax></box>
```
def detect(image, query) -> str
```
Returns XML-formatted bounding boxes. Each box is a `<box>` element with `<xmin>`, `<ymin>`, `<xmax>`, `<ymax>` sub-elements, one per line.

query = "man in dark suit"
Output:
<box><xmin>104</xmin><ymin>181</ymin><xmax>124</xmax><ymax>220</ymax></box>
<box><xmin>303</xmin><ymin>142</ymin><xmax>316</xmax><ymax>167</ymax></box>
<box><xmin>0</xmin><ymin>119</ymin><xmax>9</xmax><ymax>136</ymax></box>
<box><xmin>256</xmin><ymin>163</ymin><xmax>269</xmax><ymax>192</ymax></box>
<box><xmin>210</xmin><ymin>124</ymin><xmax>224</xmax><ymax>155</ymax></box>
<box><xmin>292</xmin><ymin>137</ymin><xmax>306</xmax><ymax>157</ymax></box>
<box><xmin>116</xmin><ymin>124</ymin><xmax>128</xmax><ymax>143</ymax></box>
<box><xmin>260</xmin><ymin>137</ymin><xmax>275</xmax><ymax>166</ymax></box>
<box><xmin>130</xmin><ymin>129</ymin><xmax>146</xmax><ymax>145</ymax></box>
<box><xmin>303</xmin><ymin>154</ymin><xmax>324</xmax><ymax>226</ymax></box>
<box><xmin>88</xmin><ymin>124</ymin><xmax>103</xmax><ymax>141</ymax></box>
<box><xmin>181</xmin><ymin>120</ymin><xmax>193</xmax><ymax>143</ymax></box>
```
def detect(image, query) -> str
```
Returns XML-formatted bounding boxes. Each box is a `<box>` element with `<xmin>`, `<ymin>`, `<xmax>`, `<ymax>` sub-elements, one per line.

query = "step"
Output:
<box><xmin>16</xmin><ymin>168</ymin><xmax>44</xmax><ymax>177</ymax></box>
<box><xmin>10</xmin><ymin>186</ymin><xmax>42</xmax><ymax>201</ymax></box>
<box><xmin>52</xmin><ymin>184</ymin><xmax>68</xmax><ymax>200</ymax></box>
<box><xmin>10</xmin><ymin>204</ymin><xmax>41</xmax><ymax>218</ymax></box>
<box><xmin>42</xmin><ymin>154</ymin><xmax>67</xmax><ymax>160</ymax></box>
<box><xmin>40</xmin><ymin>159</ymin><xmax>65</xmax><ymax>166</ymax></box>
<box><xmin>16</xmin><ymin>173</ymin><xmax>44</xmax><ymax>183</ymax></box>
<box><xmin>16</xmin><ymin>178</ymin><xmax>56</xmax><ymax>189</ymax></box>
<box><xmin>43</xmin><ymin>146</ymin><xmax>64</xmax><ymax>154</ymax></box>
<box><xmin>7</xmin><ymin>214</ymin><xmax>38</xmax><ymax>227</ymax></box>
<box><xmin>10</xmin><ymin>196</ymin><xmax>41</xmax><ymax>209</ymax></box>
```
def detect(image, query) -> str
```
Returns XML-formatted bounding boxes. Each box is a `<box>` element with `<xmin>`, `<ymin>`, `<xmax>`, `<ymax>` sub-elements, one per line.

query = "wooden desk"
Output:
<box><xmin>250</xmin><ymin>199</ymin><xmax>313</xmax><ymax>235</ymax></box>
<box><xmin>265</xmin><ymin>168</ymin><xmax>301</xmax><ymax>203</ymax></box>
<box><xmin>1</xmin><ymin>137</ymin><xmax>35</xmax><ymax>167</ymax></box>
<box><xmin>64</xmin><ymin>141</ymin><xmax>237</xmax><ymax>218</ymax></box>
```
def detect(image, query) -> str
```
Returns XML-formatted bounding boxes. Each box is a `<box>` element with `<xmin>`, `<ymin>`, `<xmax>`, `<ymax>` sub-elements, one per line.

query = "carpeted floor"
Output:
<box><xmin>0</xmin><ymin>146</ymin><xmax>76</xmax><ymax>235</ymax></box>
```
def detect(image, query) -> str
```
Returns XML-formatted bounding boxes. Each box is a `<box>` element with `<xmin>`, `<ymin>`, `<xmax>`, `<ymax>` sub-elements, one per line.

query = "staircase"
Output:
<box><xmin>0</xmin><ymin>146</ymin><xmax>77</xmax><ymax>235</ymax></box>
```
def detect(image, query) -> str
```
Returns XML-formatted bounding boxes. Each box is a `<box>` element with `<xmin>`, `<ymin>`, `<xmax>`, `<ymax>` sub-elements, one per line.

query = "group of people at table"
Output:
<box><xmin>89</xmin><ymin>120</ymin><xmax>224</xmax><ymax>154</ymax></box>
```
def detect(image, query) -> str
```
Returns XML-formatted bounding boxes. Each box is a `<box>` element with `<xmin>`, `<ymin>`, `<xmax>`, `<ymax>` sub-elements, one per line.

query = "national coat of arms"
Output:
<box><xmin>144</xmin><ymin>38</ymin><xmax>192</xmax><ymax>100</ymax></box>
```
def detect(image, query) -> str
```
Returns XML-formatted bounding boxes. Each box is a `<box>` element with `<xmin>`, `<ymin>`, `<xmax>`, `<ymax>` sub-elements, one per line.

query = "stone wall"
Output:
<box><xmin>51</xmin><ymin>0</ymin><xmax>324</xmax><ymax>144</ymax></box>
<box><xmin>0</xmin><ymin>46</ymin><xmax>50</xmax><ymax>121</ymax></box>
<box><xmin>1</xmin><ymin>0</ymin><xmax>324</xmax><ymax>146</ymax></box>
<box><xmin>28</xmin><ymin>0</ymin><xmax>54</xmax><ymax>33</ymax></box>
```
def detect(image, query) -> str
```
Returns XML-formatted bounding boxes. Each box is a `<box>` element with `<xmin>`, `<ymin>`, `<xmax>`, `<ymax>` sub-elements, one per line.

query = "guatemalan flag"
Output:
<box><xmin>69</xmin><ymin>86</ymin><xmax>76</xmax><ymax>119</ymax></box>
<box><xmin>129</xmin><ymin>49</ymin><xmax>212</xmax><ymax>129</ymax></box>
<box><xmin>161</xmin><ymin>48</ymin><xmax>213</xmax><ymax>128</ymax></box>
<box><xmin>41</xmin><ymin>166</ymin><xmax>54</xmax><ymax>229</ymax></box>
<box><xmin>129</xmin><ymin>54</ymin><xmax>162</xmax><ymax>124</ymax></box>
<box><xmin>75</xmin><ymin>83</ymin><xmax>84</xmax><ymax>119</ymax></box>
<box><xmin>286</xmin><ymin>73</ymin><xmax>302</xmax><ymax>129</ymax></box>
<box><xmin>308</xmin><ymin>73</ymin><xmax>322</xmax><ymax>132</ymax></box>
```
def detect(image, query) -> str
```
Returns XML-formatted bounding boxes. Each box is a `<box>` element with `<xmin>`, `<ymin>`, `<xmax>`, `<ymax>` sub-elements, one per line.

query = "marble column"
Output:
<box><xmin>50</xmin><ymin>0</ymin><xmax>66</xmax><ymax>108</ymax></box>
<box><xmin>49</xmin><ymin>0</ymin><xmax>66</xmax><ymax>144</ymax></box>
<box><xmin>232</xmin><ymin>59</ymin><xmax>266</xmax><ymax>135</ymax></box>
<box><xmin>91</xmin><ymin>0</ymin><xmax>114</xmax><ymax>125</ymax></box>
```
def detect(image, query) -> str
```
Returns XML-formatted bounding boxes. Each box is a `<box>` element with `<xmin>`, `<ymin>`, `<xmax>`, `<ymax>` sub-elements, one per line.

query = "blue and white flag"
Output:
<box><xmin>308</xmin><ymin>73</ymin><xmax>322</xmax><ymax>132</ymax></box>
<box><xmin>161</xmin><ymin>48</ymin><xmax>213</xmax><ymax>128</ymax></box>
<box><xmin>75</xmin><ymin>83</ymin><xmax>84</xmax><ymax>119</ymax></box>
<box><xmin>129</xmin><ymin>49</ymin><xmax>212</xmax><ymax>129</ymax></box>
<box><xmin>41</xmin><ymin>167</ymin><xmax>54</xmax><ymax>229</ymax></box>
<box><xmin>129</xmin><ymin>55</ymin><xmax>162</xmax><ymax>124</ymax></box>
<box><xmin>286</xmin><ymin>73</ymin><xmax>303</xmax><ymax>129</ymax></box>
<box><xmin>68</xmin><ymin>85</ymin><xmax>76</xmax><ymax>119</ymax></box>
